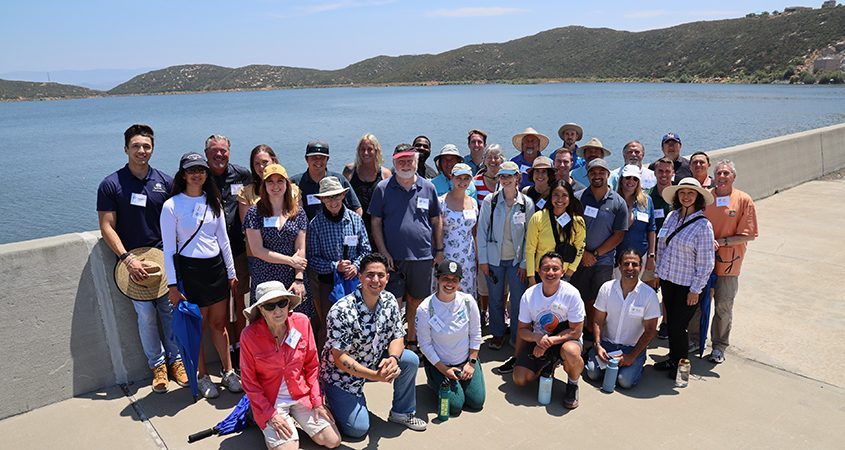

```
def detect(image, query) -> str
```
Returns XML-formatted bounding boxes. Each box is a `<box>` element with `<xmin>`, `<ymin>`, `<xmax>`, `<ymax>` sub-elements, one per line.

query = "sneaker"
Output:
<box><xmin>487</xmin><ymin>336</ymin><xmax>504</xmax><ymax>350</ymax></box>
<box><xmin>709</xmin><ymin>349</ymin><xmax>725</xmax><ymax>364</ymax></box>
<box><xmin>388</xmin><ymin>411</ymin><xmax>427</xmax><ymax>431</ymax></box>
<box><xmin>221</xmin><ymin>369</ymin><xmax>243</xmax><ymax>393</ymax></box>
<box><xmin>169</xmin><ymin>360</ymin><xmax>189</xmax><ymax>388</ymax></box>
<box><xmin>152</xmin><ymin>364</ymin><xmax>169</xmax><ymax>393</ymax></box>
<box><xmin>493</xmin><ymin>356</ymin><xmax>516</xmax><ymax>374</ymax></box>
<box><xmin>563</xmin><ymin>382</ymin><xmax>579</xmax><ymax>409</ymax></box>
<box><xmin>688</xmin><ymin>341</ymin><xmax>700</xmax><ymax>355</ymax></box>
<box><xmin>198</xmin><ymin>375</ymin><xmax>220</xmax><ymax>399</ymax></box>
<box><xmin>657</xmin><ymin>322</ymin><xmax>669</xmax><ymax>340</ymax></box>
<box><xmin>653</xmin><ymin>359</ymin><xmax>677</xmax><ymax>372</ymax></box>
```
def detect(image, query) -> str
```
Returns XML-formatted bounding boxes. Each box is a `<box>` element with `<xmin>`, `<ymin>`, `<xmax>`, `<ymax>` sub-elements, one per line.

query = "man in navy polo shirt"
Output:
<box><xmin>572</xmin><ymin>158</ymin><xmax>628</xmax><ymax>338</ymax></box>
<box><xmin>292</xmin><ymin>140</ymin><xmax>362</xmax><ymax>221</ymax></box>
<box><xmin>97</xmin><ymin>124</ymin><xmax>186</xmax><ymax>393</ymax></box>
<box><xmin>369</xmin><ymin>144</ymin><xmax>444</xmax><ymax>353</ymax></box>
<box><xmin>647</xmin><ymin>132</ymin><xmax>692</xmax><ymax>182</ymax></box>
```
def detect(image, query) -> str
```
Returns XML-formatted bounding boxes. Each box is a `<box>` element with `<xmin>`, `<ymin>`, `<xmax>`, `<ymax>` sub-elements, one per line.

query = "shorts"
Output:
<box><xmin>570</xmin><ymin>264</ymin><xmax>613</xmax><ymax>303</ymax></box>
<box><xmin>477</xmin><ymin>267</ymin><xmax>489</xmax><ymax>296</ymax></box>
<box><xmin>262</xmin><ymin>402</ymin><xmax>330</xmax><ymax>448</ymax></box>
<box><xmin>515</xmin><ymin>322</ymin><xmax>582</xmax><ymax>372</ymax></box>
<box><xmin>386</xmin><ymin>259</ymin><xmax>433</xmax><ymax>300</ymax></box>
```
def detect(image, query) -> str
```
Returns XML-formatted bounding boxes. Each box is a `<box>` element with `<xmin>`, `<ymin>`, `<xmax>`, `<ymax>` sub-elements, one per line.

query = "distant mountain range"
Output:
<box><xmin>3</xmin><ymin>7</ymin><xmax>844</xmax><ymax>101</ymax></box>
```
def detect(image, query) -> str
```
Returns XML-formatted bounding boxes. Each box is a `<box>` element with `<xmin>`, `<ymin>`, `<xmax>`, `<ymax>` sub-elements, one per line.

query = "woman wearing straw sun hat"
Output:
<box><xmin>240</xmin><ymin>280</ymin><xmax>342</xmax><ymax>450</ymax></box>
<box><xmin>510</xmin><ymin>127</ymin><xmax>550</xmax><ymax>189</ymax></box>
<box><xmin>652</xmin><ymin>177</ymin><xmax>715</xmax><ymax>379</ymax></box>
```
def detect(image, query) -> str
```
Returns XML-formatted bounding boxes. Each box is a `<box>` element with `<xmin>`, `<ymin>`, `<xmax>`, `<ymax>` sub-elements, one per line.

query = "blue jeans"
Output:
<box><xmin>324</xmin><ymin>349</ymin><xmax>419</xmax><ymax>438</ymax></box>
<box><xmin>132</xmin><ymin>295</ymin><xmax>181</xmax><ymax>369</ymax></box>
<box><xmin>486</xmin><ymin>260</ymin><xmax>527</xmax><ymax>344</ymax></box>
<box><xmin>584</xmin><ymin>341</ymin><xmax>647</xmax><ymax>389</ymax></box>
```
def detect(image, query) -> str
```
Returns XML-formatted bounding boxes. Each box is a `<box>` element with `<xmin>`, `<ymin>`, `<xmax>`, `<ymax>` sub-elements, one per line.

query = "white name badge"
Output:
<box><xmin>343</xmin><ymin>235</ymin><xmax>359</xmax><ymax>246</ymax></box>
<box><xmin>429</xmin><ymin>315</ymin><xmax>445</xmax><ymax>332</ymax></box>
<box><xmin>513</xmin><ymin>212</ymin><xmax>526</xmax><ymax>225</ymax></box>
<box><xmin>130</xmin><ymin>193</ymin><xmax>147</xmax><ymax>207</ymax></box>
<box><xmin>192</xmin><ymin>202</ymin><xmax>206</xmax><ymax>221</ymax></box>
<box><xmin>230</xmin><ymin>183</ymin><xmax>243</xmax><ymax>196</ymax></box>
<box><xmin>657</xmin><ymin>227</ymin><xmax>668</xmax><ymax>238</ymax></box>
<box><xmin>536</xmin><ymin>198</ymin><xmax>547</xmax><ymax>209</ymax></box>
<box><xmin>584</xmin><ymin>206</ymin><xmax>599</xmax><ymax>218</ymax></box>
<box><xmin>307</xmin><ymin>194</ymin><xmax>321</xmax><ymax>206</ymax></box>
<box><xmin>520</xmin><ymin>164</ymin><xmax>531</xmax><ymax>173</ymax></box>
<box><xmin>556</xmin><ymin>212</ymin><xmax>572</xmax><ymax>228</ymax></box>
<box><xmin>285</xmin><ymin>327</ymin><xmax>302</xmax><ymax>348</ymax></box>
<box><xmin>463</xmin><ymin>209</ymin><xmax>476</xmax><ymax>221</ymax></box>
<box><xmin>716</xmin><ymin>196</ymin><xmax>730</xmax><ymax>207</ymax></box>
<box><xmin>636</xmin><ymin>211</ymin><xmax>649</xmax><ymax>222</ymax></box>
<box><xmin>654</xmin><ymin>209</ymin><xmax>665</xmax><ymax>219</ymax></box>
<box><xmin>416</xmin><ymin>197</ymin><xmax>429</xmax><ymax>210</ymax></box>
<box><xmin>263</xmin><ymin>216</ymin><xmax>279</xmax><ymax>228</ymax></box>
<box><xmin>629</xmin><ymin>305</ymin><xmax>645</xmax><ymax>317</ymax></box>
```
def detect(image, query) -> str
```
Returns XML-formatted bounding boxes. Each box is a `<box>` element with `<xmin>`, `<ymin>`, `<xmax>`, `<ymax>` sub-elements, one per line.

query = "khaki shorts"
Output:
<box><xmin>262</xmin><ymin>402</ymin><xmax>330</xmax><ymax>448</ymax></box>
<box><xmin>477</xmin><ymin>267</ymin><xmax>489</xmax><ymax>296</ymax></box>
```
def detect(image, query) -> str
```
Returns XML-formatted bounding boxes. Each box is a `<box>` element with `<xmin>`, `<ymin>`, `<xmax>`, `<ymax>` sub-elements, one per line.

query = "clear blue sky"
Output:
<box><xmin>0</xmin><ymin>0</ymin><xmax>822</xmax><ymax>72</ymax></box>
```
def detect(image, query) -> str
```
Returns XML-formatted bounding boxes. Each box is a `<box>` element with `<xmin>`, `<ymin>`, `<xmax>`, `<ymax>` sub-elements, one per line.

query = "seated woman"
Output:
<box><xmin>415</xmin><ymin>260</ymin><xmax>485</xmax><ymax>416</ymax></box>
<box><xmin>240</xmin><ymin>280</ymin><xmax>341</xmax><ymax>450</ymax></box>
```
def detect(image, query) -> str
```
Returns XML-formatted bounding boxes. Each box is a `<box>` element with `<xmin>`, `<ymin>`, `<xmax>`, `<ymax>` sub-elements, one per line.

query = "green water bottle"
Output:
<box><xmin>438</xmin><ymin>379</ymin><xmax>451</xmax><ymax>421</ymax></box>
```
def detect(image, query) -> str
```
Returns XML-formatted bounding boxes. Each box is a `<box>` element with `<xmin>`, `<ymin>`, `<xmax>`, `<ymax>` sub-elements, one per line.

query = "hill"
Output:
<box><xmin>0</xmin><ymin>79</ymin><xmax>102</xmax><ymax>101</ymax></box>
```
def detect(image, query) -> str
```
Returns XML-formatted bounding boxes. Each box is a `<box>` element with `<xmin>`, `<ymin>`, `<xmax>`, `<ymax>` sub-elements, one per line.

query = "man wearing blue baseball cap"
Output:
<box><xmin>648</xmin><ymin>133</ymin><xmax>692</xmax><ymax>182</ymax></box>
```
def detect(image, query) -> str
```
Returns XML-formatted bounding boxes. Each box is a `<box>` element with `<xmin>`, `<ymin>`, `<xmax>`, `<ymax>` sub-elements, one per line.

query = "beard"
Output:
<box><xmin>396</xmin><ymin>168</ymin><xmax>416</xmax><ymax>180</ymax></box>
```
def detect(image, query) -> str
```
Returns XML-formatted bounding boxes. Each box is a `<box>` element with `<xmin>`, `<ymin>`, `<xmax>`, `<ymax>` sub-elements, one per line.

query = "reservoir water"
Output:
<box><xmin>1</xmin><ymin>82</ymin><xmax>843</xmax><ymax>244</ymax></box>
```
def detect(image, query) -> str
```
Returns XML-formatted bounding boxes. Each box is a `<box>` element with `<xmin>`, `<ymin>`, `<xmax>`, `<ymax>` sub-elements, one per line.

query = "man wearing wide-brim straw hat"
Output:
<box><xmin>510</xmin><ymin>127</ymin><xmax>550</xmax><ymax>190</ymax></box>
<box><xmin>549</xmin><ymin>122</ymin><xmax>586</xmax><ymax>172</ymax></box>
<box><xmin>570</xmin><ymin>137</ymin><xmax>612</xmax><ymax>187</ymax></box>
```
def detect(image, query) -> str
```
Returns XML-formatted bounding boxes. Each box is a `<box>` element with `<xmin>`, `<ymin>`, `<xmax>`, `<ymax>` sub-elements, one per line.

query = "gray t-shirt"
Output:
<box><xmin>368</xmin><ymin>175</ymin><xmax>441</xmax><ymax>261</ymax></box>
<box><xmin>576</xmin><ymin>187</ymin><xmax>629</xmax><ymax>266</ymax></box>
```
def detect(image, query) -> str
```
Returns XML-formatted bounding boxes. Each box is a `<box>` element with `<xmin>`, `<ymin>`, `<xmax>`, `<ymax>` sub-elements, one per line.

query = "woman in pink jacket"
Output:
<box><xmin>240</xmin><ymin>280</ymin><xmax>341</xmax><ymax>449</ymax></box>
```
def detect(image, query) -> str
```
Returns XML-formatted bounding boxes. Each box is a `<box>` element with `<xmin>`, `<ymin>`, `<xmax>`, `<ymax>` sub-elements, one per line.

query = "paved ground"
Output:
<box><xmin>3</xmin><ymin>179</ymin><xmax>844</xmax><ymax>449</ymax></box>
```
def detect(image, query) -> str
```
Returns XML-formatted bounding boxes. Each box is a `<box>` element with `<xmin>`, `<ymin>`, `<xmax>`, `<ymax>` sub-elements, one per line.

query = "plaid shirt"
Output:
<box><xmin>655</xmin><ymin>209</ymin><xmax>715</xmax><ymax>294</ymax></box>
<box><xmin>306</xmin><ymin>207</ymin><xmax>371</xmax><ymax>275</ymax></box>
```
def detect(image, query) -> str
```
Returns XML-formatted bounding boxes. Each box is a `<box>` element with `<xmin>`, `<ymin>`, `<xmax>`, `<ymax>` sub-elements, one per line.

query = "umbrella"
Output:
<box><xmin>697</xmin><ymin>272</ymin><xmax>718</xmax><ymax>358</ymax></box>
<box><xmin>171</xmin><ymin>286</ymin><xmax>203</xmax><ymax>400</ymax></box>
<box><xmin>328</xmin><ymin>245</ymin><xmax>361</xmax><ymax>304</ymax></box>
<box><xmin>188</xmin><ymin>394</ymin><xmax>252</xmax><ymax>443</ymax></box>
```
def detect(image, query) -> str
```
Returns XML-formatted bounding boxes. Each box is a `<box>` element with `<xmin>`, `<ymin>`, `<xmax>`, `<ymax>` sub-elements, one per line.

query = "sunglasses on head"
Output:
<box><xmin>261</xmin><ymin>298</ymin><xmax>289</xmax><ymax>311</ymax></box>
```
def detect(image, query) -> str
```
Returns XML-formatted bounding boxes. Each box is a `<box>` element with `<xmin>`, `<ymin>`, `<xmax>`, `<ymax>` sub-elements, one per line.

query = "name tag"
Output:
<box><xmin>263</xmin><ymin>216</ymin><xmax>279</xmax><ymax>228</ymax></box>
<box><xmin>556</xmin><ymin>212</ymin><xmax>571</xmax><ymax>228</ymax></box>
<box><xmin>520</xmin><ymin>164</ymin><xmax>531</xmax><ymax>173</ymax></box>
<box><xmin>629</xmin><ymin>305</ymin><xmax>645</xmax><ymax>317</ymax></box>
<box><xmin>654</xmin><ymin>209</ymin><xmax>665</xmax><ymax>219</ymax></box>
<box><xmin>416</xmin><ymin>197</ymin><xmax>429</xmax><ymax>210</ymax></box>
<box><xmin>536</xmin><ymin>198</ymin><xmax>546</xmax><ymax>209</ymax></box>
<box><xmin>343</xmin><ymin>235</ymin><xmax>358</xmax><ymax>246</ymax></box>
<box><xmin>636</xmin><ymin>211</ymin><xmax>649</xmax><ymax>222</ymax></box>
<box><xmin>657</xmin><ymin>227</ymin><xmax>668</xmax><ymax>238</ymax></box>
<box><xmin>130</xmin><ymin>193</ymin><xmax>147</xmax><ymax>207</ymax></box>
<box><xmin>285</xmin><ymin>327</ymin><xmax>302</xmax><ymax>348</ymax></box>
<box><xmin>584</xmin><ymin>206</ymin><xmax>599</xmax><ymax>218</ymax></box>
<box><xmin>230</xmin><ymin>183</ymin><xmax>243</xmax><ymax>196</ymax></box>
<box><xmin>513</xmin><ymin>212</ymin><xmax>526</xmax><ymax>225</ymax></box>
<box><xmin>307</xmin><ymin>194</ymin><xmax>321</xmax><ymax>206</ymax></box>
<box><xmin>429</xmin><ymin>314</ymin><xmax>445</xmax><ymax>332</ymax></box>
<box><xmin>716</xmin><ymin>196</ymin><xmax>730</xmax><ymax>207</ymax></box>
<box><xmin>192</xmin><ymin>202</ymin><xmax>206</xmax><ymax>221</ymax></box>
<box><xmin>463</xmin><ymin>209</ymin><xmax>476</xmax><ymax>221</ymax></box>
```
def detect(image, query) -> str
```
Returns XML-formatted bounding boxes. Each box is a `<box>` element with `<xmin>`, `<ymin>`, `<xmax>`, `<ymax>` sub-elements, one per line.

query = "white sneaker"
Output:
<box><xmin>388</xmin><ymin>411</ymin><xmax>427</xmax><ymax>431</ymax></box>
<box><xmin>709</xmin><ymin>349</ymin><xmax>725</xmax><ymax>364</ymax></box>
<box><xmin>221</xmin><ymin>369</ymin><xmax>243</xmax><ymax>393</ymax></box>
<box><xmin>198</xmin><ymin>375</ymin><xmax>220</xmax><ymax>399</ymax></box>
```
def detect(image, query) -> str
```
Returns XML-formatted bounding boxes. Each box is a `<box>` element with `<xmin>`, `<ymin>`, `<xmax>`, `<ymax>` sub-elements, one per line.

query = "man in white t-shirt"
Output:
<box><xmin>512</xmin><ymin>252</ymin><xmax>586</xmax><ymax>409</ymax></box>
<box><xmin>585</xmin><ymin>250</ymin><xmax>660</xmax><ymax>388</ymax></box>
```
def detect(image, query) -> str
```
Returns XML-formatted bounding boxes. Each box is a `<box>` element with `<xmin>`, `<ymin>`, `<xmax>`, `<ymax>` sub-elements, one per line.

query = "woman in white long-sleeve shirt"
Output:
<box><xmin>415</xmin><ymin>260</ymin><xmax>485</xmax><ymax>417</ymax></box>
<box><xmin>161</xmin><ymin>152</ymin><xmax>240</xmax><ymax>399</ymax></box>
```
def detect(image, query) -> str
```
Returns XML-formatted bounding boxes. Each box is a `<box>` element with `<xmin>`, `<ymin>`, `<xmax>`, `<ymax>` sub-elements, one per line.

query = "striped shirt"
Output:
<box><xmin>473</xmin><ymin>172</ymin><xmax>497</xmax><ymax>204</ymax></box>
<box><xmin>654</xmin><ymin>209</ymin><xmax>715</xmax><ymax>294</ymax></box>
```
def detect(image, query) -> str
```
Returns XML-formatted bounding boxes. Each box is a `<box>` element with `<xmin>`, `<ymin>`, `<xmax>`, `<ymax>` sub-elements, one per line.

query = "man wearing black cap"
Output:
<box><xmin>292</xmin><ymin>140</ymin><xmax>362</xmax><ymax>221</ymax></box>
<box><xmin>647</xmin><ymin>133</ymin><xmax>692</xmax><ymax>182</ymax></box>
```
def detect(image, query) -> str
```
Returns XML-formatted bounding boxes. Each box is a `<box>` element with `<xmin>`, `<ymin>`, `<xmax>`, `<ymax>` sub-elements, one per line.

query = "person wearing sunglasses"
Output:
<box><xmin>240</xmin><ymin>280</ymin><xmax>342</xmax><ymax>450</ymax></box>
<box><xmin>613</xmin><ymin>165</ymin><xmax>657</xmax><ymax>279</ymax></box>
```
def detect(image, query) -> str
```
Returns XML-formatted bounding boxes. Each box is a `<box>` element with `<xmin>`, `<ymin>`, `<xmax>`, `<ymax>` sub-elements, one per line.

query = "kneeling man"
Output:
<box><xmin>512</xmin><ymin>252</ymin><xmax>586</xmax><ymax>409</ymax></box>
<box><xmin>585</xmin><ymin>249</ymin><xmax>659</xmax><ymax>388</ymax></box>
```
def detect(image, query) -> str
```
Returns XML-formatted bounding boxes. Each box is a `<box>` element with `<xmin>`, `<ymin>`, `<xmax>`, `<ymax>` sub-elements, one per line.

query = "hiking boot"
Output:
<box><xmin>169</xmin><ymin>360</ymin><xmax>189</xmax><ymax>388</ymax></box>
<box><xmin>709</xmin><ymin>349</ymin><xmax>725</xmax><ymax>364</ymax></box>
<box><xmin>563</xmin><ymin>382</ymin><xmax>579</xmax><ymax>409</ymax></box>
<box><xmin>221</xmin><ymin>369</ymin><xmax>243</xmax><ymax>393</ymax></box>
<box><xmin>657</xmin><ymin>322</ymin><xmax>669</xmax><ymax>340</ymax></box>
<box><xmin>198</xmin><ymin>375</ymin><xmax>220</xmax><ymax>399</ymax></box>
<box><xmin>388</xmin><ymin>411</ymin><xmax>427</xmax><ymax>431</ymax></box>
<box><xmin>152</xmin><ymin>364</ymin><xmax>169</xmax><ymax>393</ymax></box>
<box><xmin>493</xmin><ymin>356</ymin><xmax>517</xmax><ymax>374</ymax></box>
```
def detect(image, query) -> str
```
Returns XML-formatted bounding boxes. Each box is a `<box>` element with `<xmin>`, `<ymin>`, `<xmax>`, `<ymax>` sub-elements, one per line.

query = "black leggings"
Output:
<box><xmin>661</xmin><ymin>280</ymin><xmax>700</xmax><ymax>363</ymax></box>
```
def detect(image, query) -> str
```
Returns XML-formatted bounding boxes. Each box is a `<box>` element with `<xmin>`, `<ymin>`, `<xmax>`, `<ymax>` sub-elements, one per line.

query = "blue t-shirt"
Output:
<box><xmin>431</xmin><ymin>173</ymin><xmax>478</xmax><ymax>198</ymax></box>
<box><xmin>615</xmin><ymin>197</ymin><xmax>656</xmax><ymax>258</ymax></box>
<box><xmin>368</xmin><ymin>176</ymin><xmax>441</xmax><ymax>261</ymax></box>
<box><xmin>576</xmin><ymin>187</ymin><xmax>629</xmax><ymax>266</ymax></box>
<box><xmin>96</xmin><ymin>165</ymin><xmax>173</xmax><ymax>250</ymax></box>
<box><xmin>548</xmin><ymin>147</ymin><xmax>585</xmax><ymax>171</ymax></box>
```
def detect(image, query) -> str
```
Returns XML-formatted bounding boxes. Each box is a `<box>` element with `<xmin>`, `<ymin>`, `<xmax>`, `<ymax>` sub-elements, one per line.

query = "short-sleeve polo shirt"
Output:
<box><xmin>577</xmin><ymin>187</ymin><xmax>629</xmax><ymax>266</ymax></box>
<box><xmin>368</xmin><ymin>175</ymin><xmax>441</xmax><ymax>261</ymax></box>
<box><xmin>211</xmin><ymin>163</ymin><xmax>252</xmax><ymax>256</ymax></box>
<box><xmin>96</xmin><ymin>164</ymin><xmax>172</xmax><ymax>250</ymax></box>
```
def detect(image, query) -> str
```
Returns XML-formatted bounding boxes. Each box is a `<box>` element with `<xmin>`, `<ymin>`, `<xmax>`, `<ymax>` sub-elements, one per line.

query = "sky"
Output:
<box><xmin>0</xmin><ymin>0</ymin><xmax>825</xmax><ymax>75</ymax></box>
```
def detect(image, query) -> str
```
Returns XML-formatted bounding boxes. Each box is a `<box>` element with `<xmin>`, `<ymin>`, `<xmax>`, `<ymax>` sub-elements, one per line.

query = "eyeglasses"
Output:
<box><xmin>325</xmin><ymin>193</ymin><xmax>344</xmax><ymax>201</ymax></box>
<box><xmin>185</xmin><ymin>167</ymin><xmax>206</xmax><ymax>174</ymax></box>
<box><xmin>261</xmin><ymin>298</ymin><xmax>289</xmax><ymax>311</ymax></box>
<box><xmin>622</xmin><ymin>176</ymin><xmax>639</xmax><ymax>182</ymax></box>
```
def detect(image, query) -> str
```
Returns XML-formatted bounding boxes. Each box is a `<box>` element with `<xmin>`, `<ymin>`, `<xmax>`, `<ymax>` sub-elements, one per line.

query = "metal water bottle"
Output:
<box><xmin>601</xmin><ymin>357</ymin><xmax>619</xmax><ymax>393</ymax></box>
<box><xmin>675</xmin><ymin>358</ymin><xmax>691</xmax><ymax>387</ymax></box>
<box><xmin>537</xmin><ymin>374</ymin><xmax>553</xmax><ymax>405</ymax></box>
<box><xmin>438</xmin><ymin>379</ymin><xmax>451</xmax><ymax>421</ymax></box>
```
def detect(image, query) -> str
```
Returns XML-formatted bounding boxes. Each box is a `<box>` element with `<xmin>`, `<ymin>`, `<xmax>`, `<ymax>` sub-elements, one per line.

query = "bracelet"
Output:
<box><xmin>119</xmin><ymin>251</ymin><xmax>131</xmax><ymax>261</ymax></box>
<box><xmin>389</xmin><ymin>354</ymin><xmax>401</xmax><ymax>364</ymax></box>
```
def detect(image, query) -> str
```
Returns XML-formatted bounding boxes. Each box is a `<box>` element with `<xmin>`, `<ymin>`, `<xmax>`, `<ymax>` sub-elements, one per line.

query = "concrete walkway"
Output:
<box><xmin>3</xmin><ymin>179</ymin><xmax>845</xmax><ymax>449</ymax></box>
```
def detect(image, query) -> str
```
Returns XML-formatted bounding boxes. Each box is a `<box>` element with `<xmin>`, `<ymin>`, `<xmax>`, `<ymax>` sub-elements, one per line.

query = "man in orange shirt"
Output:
<box><xmin>700</xmin><ymin>160</ymin><xmax>758</xmax><ymax>364</ymax></box>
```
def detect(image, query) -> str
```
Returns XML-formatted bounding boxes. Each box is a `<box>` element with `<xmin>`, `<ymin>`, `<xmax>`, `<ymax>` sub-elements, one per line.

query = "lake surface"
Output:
<box><xmin>1</xmin><ymin>82</ymin><xmax>844</xmax><ymax>244</ymax></box>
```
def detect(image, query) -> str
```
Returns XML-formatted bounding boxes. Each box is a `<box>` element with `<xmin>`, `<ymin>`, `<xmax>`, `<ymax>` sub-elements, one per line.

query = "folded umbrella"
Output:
<box><xmin>171</xmin><ymin>288</ymin><xmax>203</xmax><ymax>400</ymax></box>
<box><xmin>188</xmin><ymin>394</ymin><xmax>252</xmax><ymax>443</ymax></box>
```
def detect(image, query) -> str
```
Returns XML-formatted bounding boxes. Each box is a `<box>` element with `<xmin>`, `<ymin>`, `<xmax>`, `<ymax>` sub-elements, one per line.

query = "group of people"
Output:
<box><xmin>99</xmin><ymin>122</ymin><xmax>758</xmax><ymax>448</ymax></box>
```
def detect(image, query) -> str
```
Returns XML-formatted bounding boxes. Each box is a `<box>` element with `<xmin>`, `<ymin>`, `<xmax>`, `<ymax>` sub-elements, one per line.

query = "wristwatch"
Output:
<box><xmin>648</xmin><ymin>253</ymin><xmax>656</xmax><ymax>258</ymax></box>
<box><xmin>389</xmin><ymin>354</ymin><xmax>401</xmax><ymax>364</ymax></box>
<box><xmin>119</xmin><ymin>251</ymin><xmax>131</xmax><ymax>261</ymax></box>
<box><xmin>469</xmin><ymin>357</ymin><xmax>478</xmax><ymax>365</ymax></box>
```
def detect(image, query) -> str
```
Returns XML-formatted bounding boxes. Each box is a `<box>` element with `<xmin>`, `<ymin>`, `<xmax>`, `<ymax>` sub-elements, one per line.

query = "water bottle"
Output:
<box><xmin>438</xmin><ymin>379</ymin><xmax>451</xmax><ymax>421</ymax></box>
<box><xmin>601</xmin><ymin>357</ymin><xmax>619</xmax><ymax>393</ymax></box>
<box><xmin>537</xmin><ymin>374</ymin><xmax>553</xmax><ymax>405</ymax></box>
<box><xmin>675</xmin><ymin>358</ymin><xmax>691</xmax><ymax>387</ymax></box>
